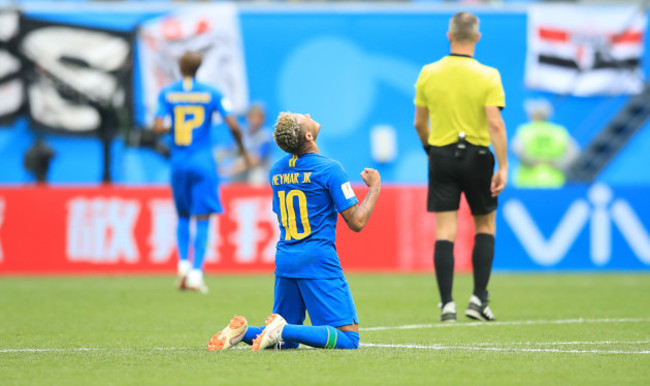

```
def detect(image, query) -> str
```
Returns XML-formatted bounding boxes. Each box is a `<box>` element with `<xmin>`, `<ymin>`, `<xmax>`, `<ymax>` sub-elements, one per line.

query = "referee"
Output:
<box><xmin>413</xmin><ymin>12</ymin><xmax>508</xmax><ymax>322</ymax></box>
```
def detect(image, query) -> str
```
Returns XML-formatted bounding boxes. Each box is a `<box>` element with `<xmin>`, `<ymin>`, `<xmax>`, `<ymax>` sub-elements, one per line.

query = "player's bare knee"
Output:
<box><xmin>336</xmin><ymin>324</ymin><xmax>359</xmax><ymax>333</ymax></box>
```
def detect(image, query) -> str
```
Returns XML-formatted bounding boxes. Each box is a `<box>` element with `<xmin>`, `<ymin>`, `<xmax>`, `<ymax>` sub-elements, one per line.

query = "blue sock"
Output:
<box><xmin>242</xmin><ymin>326</ymin><xmax>264</xmax><ymax>345</ymax></box>
<box><xmin>192</xmin><ymin>219</ymin><xmax>209</xmax><ymax>270</ymax></box>
<box><xmin>281</xmin><ymin>325</ymin><xmax>360</xmax><ymax>349</ymax></box>
<box><xmin>279</xmin><ymin>340</ymin><xmax>300</xmax><ymax>349</ymax></box>
<box><xmin>241</xmin><ymin>326</ymin><xmax>299</xmax><ymax>349</ymax></box>
<box><xmin>176</xmin><ymin>216</ymin><xmax>190</xmax><ymax>262</ymax></box>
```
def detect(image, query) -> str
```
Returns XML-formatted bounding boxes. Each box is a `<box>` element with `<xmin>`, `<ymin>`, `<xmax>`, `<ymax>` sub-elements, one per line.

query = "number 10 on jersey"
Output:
<box><xmin>278</xmin><ymin>189</ymin><xmax>312</xmax><ymax>240</ymax></box>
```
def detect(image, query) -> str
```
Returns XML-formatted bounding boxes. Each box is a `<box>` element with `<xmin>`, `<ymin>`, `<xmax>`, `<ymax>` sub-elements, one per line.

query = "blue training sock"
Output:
<box><xmin>240</xmin><ymin>326</ymin><xmax>300</xmax><ymax>350</ymax></box>
<box><xmin>281</xmin><ymin>325</ymin><xmax>360</xmax><ymax>349</ymax></box>
<box><xmin>176</xmin><ymin>216</ymin><xmax>190</xmax><ymax>262</ymax></box>
<box><xmin>192</xmin><ymin>219</ymin><xmax>209</xmax><ymax>270</ymax></box>
<box><xmin>242</xmin><ymin>326</ymin><xmax>264</xmax><ymax>345</ymax></box>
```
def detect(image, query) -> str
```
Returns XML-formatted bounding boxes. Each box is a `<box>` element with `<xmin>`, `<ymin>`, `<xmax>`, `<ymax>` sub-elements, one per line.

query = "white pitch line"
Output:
<box><xmin>3</xmin><ymin>340</ymin><xmax>650</xmax><ymax>355</ymax></box>
<box><xmin>0</xmin><ymin>348</ymin><xmax>101</xmax><ymax>353</ymax></box>
<box><xmin>360</xmin><ymin>343</ymin><xmax>650</xmax><ymax>355</ymax></box>
<box><xmin>0</xmin><ymin>347</ymin><xmax>201</xmax><ymax>354</ymax></box>
<box><xmin>472</xmin><ymin>340</ymin><xmax>650</xmax><ymax>347</ymax></box>
<box><xmin>2</xmin><ymin>318</ymin><xmax>648</xmax><ymax>355</ymax></box>
<box><xmin>360</xmin><ymin>317</ymin><xmax>650</xmax><ymax>332</ymax></box>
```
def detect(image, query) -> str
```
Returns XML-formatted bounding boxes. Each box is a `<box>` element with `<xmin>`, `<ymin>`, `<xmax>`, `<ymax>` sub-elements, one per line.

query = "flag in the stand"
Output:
<box><xmin>525</xmin><ymin>5</ymin><xmax>647</xmax><ymax>96</ymax></box>
<box><xmin>138</xmin><ymin>4</ymin><xmax>248</xmax><ymax>126</ymax></box>
<box><xmin>0</xmin><ymin>12</ymin><xmax>23</xmax><ymax>126</ymax></box>
<box><xmin>18</xmin><ymin>16</ymin><xmax>133</xmax><ymax>134</ymax></box>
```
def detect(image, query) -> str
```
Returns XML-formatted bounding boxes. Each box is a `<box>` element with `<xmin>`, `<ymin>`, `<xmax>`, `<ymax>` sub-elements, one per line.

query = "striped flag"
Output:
<box><xmin>137</xmin><ymin>4</ymin><xmax>249</xmax><ymax>126</ymax></box>
<box><xmin>525</xmin><ymin>5</ymin><xmax>647</xmax><ymax>96</ymax></box>
<box><xmin>19</xmin><ymin>16</ymin><xmax>133</xmax><ymax>134</ymax></box>
<box><xmin>0</xmin><ymin>11</ymin><xmax>23</xmax><ymax>126</ymax></box>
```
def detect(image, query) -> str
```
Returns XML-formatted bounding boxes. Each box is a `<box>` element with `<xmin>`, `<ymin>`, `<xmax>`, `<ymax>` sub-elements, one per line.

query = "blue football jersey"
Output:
<box><xmin>270</xmin><ymin>152</ymin><xmax>359</xmax><ymax>279</ymax></box>
<box><xmin>155</xmin><ymin>77</ymin><xmax>232</xmax><ymax>162</ymax></box>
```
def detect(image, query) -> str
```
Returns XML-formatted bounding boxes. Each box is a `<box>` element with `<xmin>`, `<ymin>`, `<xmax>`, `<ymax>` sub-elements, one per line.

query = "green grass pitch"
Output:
<box><xmin>1</xmin><ymin>273</ymin><xmax>649</xmax><ymax>385</ymax></box>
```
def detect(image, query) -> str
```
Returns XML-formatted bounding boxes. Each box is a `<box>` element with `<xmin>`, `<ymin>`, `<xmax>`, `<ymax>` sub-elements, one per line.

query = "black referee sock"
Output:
<box><xmin>472</xmin><ymin>233</ymin><xmax>495</xmax><ymax>303</ymax></box>
<box><xmin>434</xmin><ymin>240</ymin><xmax>455</xmax><ymax>305</ymax></box>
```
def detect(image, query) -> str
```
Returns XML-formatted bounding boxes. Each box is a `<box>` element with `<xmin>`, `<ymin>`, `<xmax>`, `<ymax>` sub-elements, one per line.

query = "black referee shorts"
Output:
<box><xmin>427</xmin><ymin>143</ymin><xmax>497</xmax><ymax>216</ymax></box>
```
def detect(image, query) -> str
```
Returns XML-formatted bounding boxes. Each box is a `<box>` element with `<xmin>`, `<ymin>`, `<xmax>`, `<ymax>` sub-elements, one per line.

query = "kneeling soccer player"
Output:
<box><xmin>208</xmin><ymin>112</ymin><xmax>381</xmax><ymax>350</ymax></box>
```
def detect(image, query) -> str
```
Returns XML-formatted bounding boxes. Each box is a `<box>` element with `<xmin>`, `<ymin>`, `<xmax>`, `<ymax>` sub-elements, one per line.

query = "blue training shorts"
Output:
<box><xmin>273</xmin><ymin>276</ymin><xmax>359</xmax><ymax>327</ymax></box>
<box><xmin>171</xmin><ymin>159</ymin><xmax>223</xmax><ymax>217</ymax></box>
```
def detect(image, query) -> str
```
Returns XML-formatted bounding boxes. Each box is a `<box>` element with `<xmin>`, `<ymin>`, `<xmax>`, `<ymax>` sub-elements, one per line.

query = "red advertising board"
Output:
<box><xmin>0</xmin><ymin>186</ymin><xmax>474</xmax><ymax>274</ymax></box>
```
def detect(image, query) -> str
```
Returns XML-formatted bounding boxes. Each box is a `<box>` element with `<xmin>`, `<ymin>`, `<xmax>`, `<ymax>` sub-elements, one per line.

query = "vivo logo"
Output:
<box><xmin>503</xmin><ymin>184</ymin><xmax>650</xmax><ymax>266</ymax></box>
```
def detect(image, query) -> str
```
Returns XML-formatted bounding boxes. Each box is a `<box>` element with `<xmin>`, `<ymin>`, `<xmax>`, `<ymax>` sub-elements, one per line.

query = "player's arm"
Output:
<box><xmin>153</xmin><ymin>90</ymin><xmax>170</xmax><ymax>134</ymax></box>
<box><xmin>224</xmin><ymin>115</ymin><xmax>253</xmax><ymax>167</ymax></box>
<box><xmin>215</xmin><ymin>92</ymin><xmax>252</xmax><ymax>168</ymax></box>
<box><xmin>414</xmin><ymin>106</ymin><xmax>430</xmax><ymax>150</ymax></box>
<box><xmin>153</xmin><ymin>117</ymin><xmax>168</xmax><ymax>134</ymax></box>
<box><xmin>341</xmin><ymin>168</ymin><xmax>381</xmax><ymax>233</ymax></box>
<box><xmin>486</xmin><ymin>106</ymin><xmax>508</xmax><ymax>197</ymax></box>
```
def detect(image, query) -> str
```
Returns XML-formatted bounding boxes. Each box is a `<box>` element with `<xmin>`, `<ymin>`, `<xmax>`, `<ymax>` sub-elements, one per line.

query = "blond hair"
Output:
<box><xmin>273</xmin><ymin>112</ymin><xmax>305</xmax><ymax>155</ymax></box>
<box><xmin>449</xmin><ymin>12</ymin><xmax>479</xmax><ymax>43</ymax></box>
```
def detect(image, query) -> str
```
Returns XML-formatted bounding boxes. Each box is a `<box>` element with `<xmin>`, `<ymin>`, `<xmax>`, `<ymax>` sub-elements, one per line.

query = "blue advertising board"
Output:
<box><xmin>496</xmin><ymin>184</ymin><xmax>650</xmax><ymax>270</ymax></box>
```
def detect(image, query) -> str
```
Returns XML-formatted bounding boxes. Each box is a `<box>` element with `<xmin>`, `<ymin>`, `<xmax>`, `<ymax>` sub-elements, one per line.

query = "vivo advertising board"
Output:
<box><xmin>496</xmin><ymin>184</ymin><xmax>650</xmax><ymax>270</ymax></box>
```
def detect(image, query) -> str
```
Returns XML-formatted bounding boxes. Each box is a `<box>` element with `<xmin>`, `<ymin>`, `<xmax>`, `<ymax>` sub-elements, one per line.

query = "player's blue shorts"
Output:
<box><xmin>272</xmin><ymin>276</ymin><xmax>359</xmax><ymax>327</ymax></box>
<box><xmin>170</xmin><ymin>155</ymin><xmax>222</xmax><ymax>217</ymax></box>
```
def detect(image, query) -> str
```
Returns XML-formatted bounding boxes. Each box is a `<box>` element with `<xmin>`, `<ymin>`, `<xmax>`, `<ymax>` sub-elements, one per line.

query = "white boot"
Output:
<box><xmin>176</xmin><ymin>260</ymin><xmax>191</xmax><ymax>290</ymax></box>
<box><xmin>186</xmin><ymin>269</ymin><xmax>208</xmax><ymax>294</ymax></box>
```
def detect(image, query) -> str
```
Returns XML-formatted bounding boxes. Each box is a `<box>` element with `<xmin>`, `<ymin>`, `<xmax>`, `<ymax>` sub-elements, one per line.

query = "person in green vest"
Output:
<box><xmin>512</xmin><ymin>98</ymin><xmax>579</xmax><ymax>188</ymax></box>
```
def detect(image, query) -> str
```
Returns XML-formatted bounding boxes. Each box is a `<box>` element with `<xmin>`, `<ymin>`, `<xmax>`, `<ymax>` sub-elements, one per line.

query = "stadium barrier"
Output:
<box><xmin>0</xmin><ymin>184</ymin><xmax>648</xmax><ymax>275</ymax></box>
<box><xmin>494</xmin><ymin>183</ymin><xmax>650</xmax><ymax>271</ymax></box>
<box><xmin>0</xmin><ymin>185</ymin><xmax>474</xmax><ymax>275</ymax></box>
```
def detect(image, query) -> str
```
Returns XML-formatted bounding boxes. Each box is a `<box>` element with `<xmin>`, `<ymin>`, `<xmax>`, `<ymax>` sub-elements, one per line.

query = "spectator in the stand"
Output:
<box><xmin>228</xmin><ymin>103</ymin><xmax>273</xmax><ymax>185</ymax></box>
<box><xmin>512</xmin><ymin>98</ymin><xmax>579</xmax><ymax>188</ymax></box>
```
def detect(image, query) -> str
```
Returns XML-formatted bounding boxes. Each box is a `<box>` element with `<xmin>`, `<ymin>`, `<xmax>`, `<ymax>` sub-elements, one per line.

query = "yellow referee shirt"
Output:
<box><xmin>414</xmin><ymin>55</ymin><xmax>505</xmax><ymax>147</ymax></box>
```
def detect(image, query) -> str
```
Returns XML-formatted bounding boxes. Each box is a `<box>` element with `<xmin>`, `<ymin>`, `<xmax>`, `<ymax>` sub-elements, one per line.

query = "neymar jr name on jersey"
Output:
<box><xmin>272</xmin><ymin>172</ymin><xmax>312</xmax><ymax>186</ymax></box>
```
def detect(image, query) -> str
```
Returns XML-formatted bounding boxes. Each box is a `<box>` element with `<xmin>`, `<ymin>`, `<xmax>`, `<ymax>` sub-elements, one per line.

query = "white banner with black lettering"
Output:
<box><xmin>525</xmin><ymin>5</ymin><xmax>647</xmax><ymax>96</ymax></box>
<box><xmin>19</xmin><ymin>16</ymin><xmax>133</xmax><ymax>134</ymax></box>
<box><xmin>0</xmin><ymin>11</ymin><xmax>23</xmax><ymax>125</ymax></box>
<box><xmin>137</xmin><ymin>4</ymin><xmax>248</xmax><ymax>125</ymax></box>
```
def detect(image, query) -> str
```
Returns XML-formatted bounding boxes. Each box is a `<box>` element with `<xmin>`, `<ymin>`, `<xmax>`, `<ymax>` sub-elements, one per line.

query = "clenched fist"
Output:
<box><xmin>360</xmin><ymin>168</ymin><xmax>381</xmax><ymax>189</ymax></box>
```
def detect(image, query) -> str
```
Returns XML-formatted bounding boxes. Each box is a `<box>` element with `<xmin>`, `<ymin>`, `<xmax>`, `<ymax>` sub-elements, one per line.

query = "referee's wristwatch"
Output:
<box><xmin>423</xmin><ymin>144</ymin><xmax>432</xmax><ymax>155</ymax></box>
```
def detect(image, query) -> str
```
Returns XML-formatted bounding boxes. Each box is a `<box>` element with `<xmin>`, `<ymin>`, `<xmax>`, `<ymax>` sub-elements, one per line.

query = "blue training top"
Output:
<box><xmin>155</xmin><ymin>77</ymin><xmax>232</xmax><ymax>163</ymax></box>
<box><xmin>270</xmin><ymin>152</ymin><xmax>359</xmax><ymax>279</ymax></box>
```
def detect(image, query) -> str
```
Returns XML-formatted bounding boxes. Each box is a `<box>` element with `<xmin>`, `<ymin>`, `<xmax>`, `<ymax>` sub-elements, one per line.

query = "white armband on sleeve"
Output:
<box><xmin>341</xmin><ymin>182</ymin><xmax>355</xmax><ymax>200</ymax></box>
